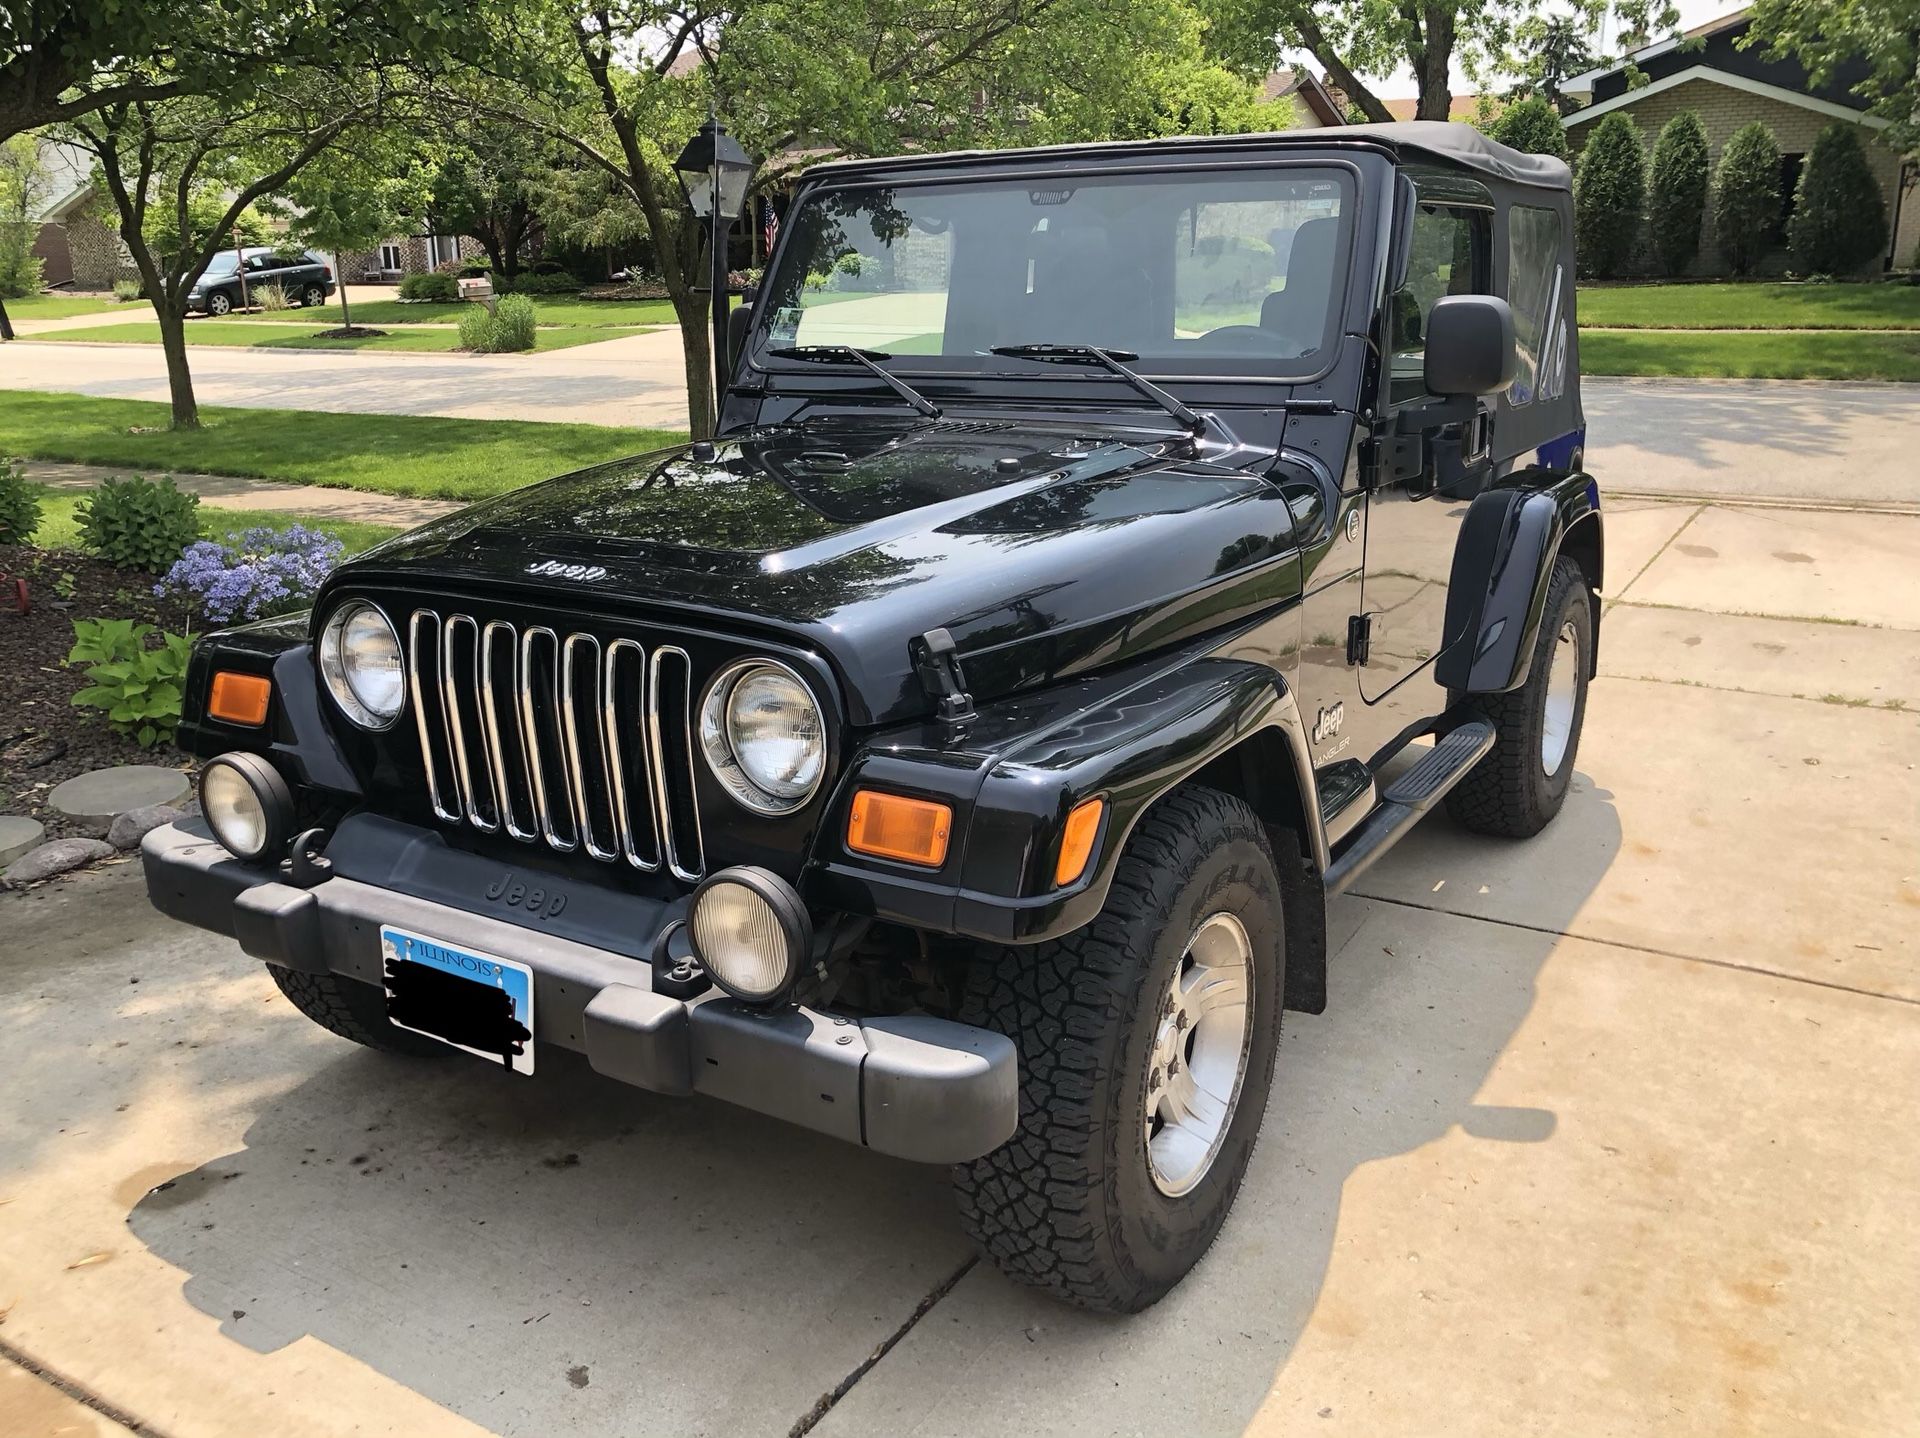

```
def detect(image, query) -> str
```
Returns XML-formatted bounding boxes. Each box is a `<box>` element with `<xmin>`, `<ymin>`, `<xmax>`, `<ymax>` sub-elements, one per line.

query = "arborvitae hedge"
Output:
<box><xmin>1788</xmin><ymin>122</ymin><xmax>1889</xmax><ymax>275</ymax></box>
<box><xmin>1648</xmin><ymin>110</ymin><xmax>1709</xmax><ymax>275</ymax></box>
<box><xmin>1712</xmin><ymin>121</ymin><xmax>1782</xmax><ymax>276</ymax></box>
<box><xmin>1574</xmin><ymin>112</ymin><xmax>1645</xmax><ymax>278</ymax></box>
<box><xmin>1491</xmin><ymin>98</ymin><xmax>1569</xmax><ymax>160</ymax></box>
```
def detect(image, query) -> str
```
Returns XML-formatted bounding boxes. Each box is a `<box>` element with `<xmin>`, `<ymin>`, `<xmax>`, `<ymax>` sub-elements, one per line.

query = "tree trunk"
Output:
<box><xmin>670</xmin><ymin>286</ymin><xmax>714</xmax><ymax>440</ymax></box>
<box><xmin>0</xmin><ymin>295</ymin><xmax>13</xmax><ymax>341</ymax></box>
<box><xmin>154</xmin><ymin>302</ymin><xmax>201</xmax><ymax>429</ymax></box>
<box><xmin>335</xmin><ymin>251</ymin><xmax>353</xmax><ymax>331</ymax></box>
<box><xmin>1411</xmin><ymin>8</ymin><xmax>1457</xmax><ymax>122</ymax></box>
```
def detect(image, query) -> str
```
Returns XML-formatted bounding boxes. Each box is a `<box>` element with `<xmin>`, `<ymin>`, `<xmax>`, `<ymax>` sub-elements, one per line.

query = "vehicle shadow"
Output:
<box><xmin>124</xmin><ymin>775</ymin><xmax>1621</xmax><ymax>1437</ymax></box>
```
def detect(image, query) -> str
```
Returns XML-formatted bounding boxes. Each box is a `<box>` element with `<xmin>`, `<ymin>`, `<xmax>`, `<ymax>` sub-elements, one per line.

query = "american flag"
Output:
<box><xmin>762</xmin><ymin>200</ymin><xmax>779</xmax><ymax>257</ymax></box>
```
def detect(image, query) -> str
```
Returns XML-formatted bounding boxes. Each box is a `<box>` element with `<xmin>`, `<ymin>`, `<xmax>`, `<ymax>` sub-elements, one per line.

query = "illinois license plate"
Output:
<box><xmin>380</xmin><ymin>925</ymin><xmax>535</xmax><ymax>1075</ymax></box>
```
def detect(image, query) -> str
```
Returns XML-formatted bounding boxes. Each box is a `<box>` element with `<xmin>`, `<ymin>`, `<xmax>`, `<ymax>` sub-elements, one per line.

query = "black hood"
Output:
<box><xmin>329</xmin><ymin>417</ymin><xmax>1305</xmax><ymax>726</ymax></box>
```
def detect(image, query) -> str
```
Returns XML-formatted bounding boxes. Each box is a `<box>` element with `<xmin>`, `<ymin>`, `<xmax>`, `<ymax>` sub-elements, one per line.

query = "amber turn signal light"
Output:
<box><xmin>847</xmin><ymin>790</ymin><xmax>952</xmax><ymax>868</ymax></box>
<box><xmin>1054</xmin><ymin>797</ymin><xmax>1105</xmax><ymax>887</ymax></box>
<box><xmin>208</xmin><ymin>671</ymin><xmax>272</xmax><ymax>727</ymax></box>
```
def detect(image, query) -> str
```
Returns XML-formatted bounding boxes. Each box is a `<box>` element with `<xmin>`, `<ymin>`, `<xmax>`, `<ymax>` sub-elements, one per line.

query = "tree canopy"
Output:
<box><xmin>1749</xmin><ymin>0</ymin><xmax>1920</xmax><ymax>154</ymax></box>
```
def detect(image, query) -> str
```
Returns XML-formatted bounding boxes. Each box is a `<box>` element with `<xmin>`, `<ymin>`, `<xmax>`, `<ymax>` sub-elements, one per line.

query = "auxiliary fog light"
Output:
<box><xmin>199</xmin><ymin>752</ymin><xmax>295</xmax><ymax>862</ymax></box>
<box><xmin>686</xmin><ymin>867</ymin><xmax>813</xmax><ymax>1005</ymax></box>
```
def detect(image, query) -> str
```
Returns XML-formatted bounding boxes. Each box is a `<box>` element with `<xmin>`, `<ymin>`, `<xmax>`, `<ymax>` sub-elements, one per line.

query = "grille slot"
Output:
<box><xmin>407</xmin><ymin>610</ymin><xmax>701</xmax><ymax>876</ymax></box>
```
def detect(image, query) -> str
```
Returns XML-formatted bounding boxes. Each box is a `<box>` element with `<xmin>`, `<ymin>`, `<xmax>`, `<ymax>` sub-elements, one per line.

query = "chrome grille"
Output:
<box><xmin>406</xmin><ymin>610</ymin><xmax>704</xmax><ymax>879</ymax></box>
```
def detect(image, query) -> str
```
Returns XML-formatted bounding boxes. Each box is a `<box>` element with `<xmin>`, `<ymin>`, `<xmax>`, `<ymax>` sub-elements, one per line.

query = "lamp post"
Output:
<box><xmin>673</xmin><ymin>116</ymin><xmax>755</xmax><ymax>432</ymax></box>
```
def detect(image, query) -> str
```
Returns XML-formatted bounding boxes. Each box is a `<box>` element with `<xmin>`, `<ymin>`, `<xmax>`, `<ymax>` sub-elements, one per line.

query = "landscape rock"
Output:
<box><xmin>0</xmin><ymin>816</ymin><xmax>45</xmax><ymax>868</ymax></box>
<box><xmin>108</xmin><ymin>804</ymin><xmax>186</xmax><ymax>851</ymax></box>
<box><xmin>48</xmin><ymin>765</ymin><xmax>193</xmax><ymax>826</ymax></box>
<box><xmin>3</xmin><ymin>837</ymin><xmax>115</xmax><ymax>888</ymax></box>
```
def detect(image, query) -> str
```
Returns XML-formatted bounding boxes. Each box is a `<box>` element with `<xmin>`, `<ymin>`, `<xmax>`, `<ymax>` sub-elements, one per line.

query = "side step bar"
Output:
<box><xmin>1323</xmin><ymin>720</ymin><xmax>1497</xmax><ymax>895</ymax></box>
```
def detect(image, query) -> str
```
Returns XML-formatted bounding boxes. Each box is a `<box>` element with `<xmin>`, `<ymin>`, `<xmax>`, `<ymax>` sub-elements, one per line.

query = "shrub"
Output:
<box><xmin>254</xmin><ymin>283</ymin><xmax>293</xmax><ymax>311</ymax></box>
<box><xmin>76</xmin><ymin>475</ymin><xmax>200</xmax><ymax>571</ymax></box>
<box><xmin>1713</xmin><ymin>121</ymin><xmax>1782</xmax><ymax>276</ymax></box>
<box><xmin>457</xmin><ymin>303</ymin><xmax>495</xmax><ymax>350</ymax></box>
<box><xmin>1789</xmin><ymin>123</ymin><xmax>1889</xmax><ymax>276</ymax></box>
<box><xmin>498</xmin><ymin>270</ymin><xmax>579</xmax><ymax>296</ymax></box>
<box><xmin>457</xmin><ymin>295</ymin><xmax>537</xmax><ymax>353</ymax></box>
<box><xmin>66</xmin><ymin>618</ymin><xmax>193</xmax><ymax>747</ymax></box>
<box><xmin>1574</xmin><ymin>112</ymin><xmax>1646</xmax><ymax>278</ymax></box>
<box><xmin>399</xmin><ymin>271</ymin><xmax>459</xmax><ymax>301</ymax></box>
<box><xmin>0</xmin><ymin>231</ymin><xmax>43</xmax><ymax>299</ymax></box>
<box><xmin>0</xmin><ymin>456</ymin><xmax>40</xmax><ymax>545</ymax></box>
<box><xmin>155</xmin><ymin>523</ymin><xmax>344</xmax><ymax>624</ymax></box>
<box><xmin>1647</xmin><ymin>111</ymin><xmax>1710</xmax><ymax>276</ymax></box>
<box><xmin>112</xmin><ymin>277</ymin><xmax>145</xmax><ymax>302</ymax></box>
<box><xmin>1491</xmin><ymin>98</ymin><xmax>1568</xmax><ymax>160</ymax></box>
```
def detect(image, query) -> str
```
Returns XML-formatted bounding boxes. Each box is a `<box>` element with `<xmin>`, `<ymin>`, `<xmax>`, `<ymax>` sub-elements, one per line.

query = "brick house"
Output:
<box><xmin>1563</xmin><ymin>8</ymin><xmax>1919</xmax><ymax>273</ymax></box>
<box><xmin>330</xmin><ymin>231</ymin><xmax>472</xmax><ymax>285</ymax></box>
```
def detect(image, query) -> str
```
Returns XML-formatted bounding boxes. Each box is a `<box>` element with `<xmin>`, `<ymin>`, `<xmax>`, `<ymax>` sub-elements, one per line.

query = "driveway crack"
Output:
<box><xmin>787</xmin><ymin>1256</ymin><xmax>977</xmax><ymax>1437</ymax></box>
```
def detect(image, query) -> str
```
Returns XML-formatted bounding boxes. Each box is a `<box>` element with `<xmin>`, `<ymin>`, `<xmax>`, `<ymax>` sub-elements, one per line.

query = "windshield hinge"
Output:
<box><xmin>1346</xmin><ymin>614</ymin><xmax>1372</xmax><ymax>667</ymax></box>
<box><xmin>911</xmin><ymin>627</ymin><xmax>976</xmax><ymax>726</ymax></box>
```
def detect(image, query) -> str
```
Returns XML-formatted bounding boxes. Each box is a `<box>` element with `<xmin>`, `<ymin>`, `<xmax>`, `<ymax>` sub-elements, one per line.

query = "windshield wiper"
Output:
<box><xmin>990</xmin><ymin>343</ymin><xmax>1205</xmax><ymax>437</ymax></box>
<box><xmin>768</xmin><ymin>345</ymin><xmax>941</xmax><ymax>419</ymax></box>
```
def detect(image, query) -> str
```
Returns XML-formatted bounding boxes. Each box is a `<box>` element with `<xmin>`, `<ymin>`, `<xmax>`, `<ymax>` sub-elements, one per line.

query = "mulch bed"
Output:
<box><xmin>313</xmin><ymin>326</ymin><xmax>388</xmax><ymax>338</ymax></box>
<box><xmin>0</xmin><ymin>545</ymin><xmax>206</xmax><ymax>842</ymax></box>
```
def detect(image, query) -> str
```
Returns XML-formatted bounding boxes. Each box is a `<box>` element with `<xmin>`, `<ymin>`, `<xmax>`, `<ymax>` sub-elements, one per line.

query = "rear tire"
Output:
<box><xmin>267</xmin><ymin>965</ymin><xmax>448</xmax><ymax>1058</ymax></box>
<box><xmin>300</xmin><ymin>284</ymin><xmax>325</xmax><ymax>307</ymax></box>
<box><xmin>1445</xmin><ymin>554</ymin><xmax>1593</xmax><ymax>838</ymax></box>
<box><xmin>951</xmin><ymin>785</ymin><xmax>1286</xmax><ymax>1313</ymax></box>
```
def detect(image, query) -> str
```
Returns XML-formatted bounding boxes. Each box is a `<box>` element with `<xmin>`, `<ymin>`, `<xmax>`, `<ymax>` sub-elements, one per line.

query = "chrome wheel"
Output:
<box><xmin>1144</xmin><ymin>911</ymin><xmax>1254</xmax><ymax>1197</ymax></box>
<box><xmin>1541</xmin><ymin>618</ymin><xmax>1579</xmax><ymax>775</ymax></box>
<box><xmin>207</xmin><ymin>291</ymin><xmax>231</xmax><ymax>316</ymax></box>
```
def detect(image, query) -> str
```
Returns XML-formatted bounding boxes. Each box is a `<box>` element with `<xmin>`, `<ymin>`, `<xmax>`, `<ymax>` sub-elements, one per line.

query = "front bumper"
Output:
<box><xmin>141</xmin><ymin>820</ymin><xmax>1017</xmax><ymax>1164</ymax></box>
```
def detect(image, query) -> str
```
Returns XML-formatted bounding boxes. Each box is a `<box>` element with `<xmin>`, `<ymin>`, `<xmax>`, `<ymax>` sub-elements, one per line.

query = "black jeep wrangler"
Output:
<box><xmin>143</xmin><ymin>122</ymin><xmax>1598</xmax><ymax>1314</ymax></box>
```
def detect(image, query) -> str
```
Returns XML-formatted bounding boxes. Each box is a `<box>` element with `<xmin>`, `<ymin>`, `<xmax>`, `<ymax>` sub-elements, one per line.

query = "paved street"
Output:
<box><xmin>3</xmin><ymin>466</ymin><xmax>1916</xmax><ymax>1436</ymax></box>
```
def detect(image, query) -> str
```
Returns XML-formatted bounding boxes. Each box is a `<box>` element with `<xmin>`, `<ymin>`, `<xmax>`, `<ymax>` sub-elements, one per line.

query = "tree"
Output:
<box><xmin>1749</xmin><ymin>0</ymin><xmax>1920</xmax><ymax>154</ymax></box>
<box><xmin>1573</xmin><ymin>111</ymin><xmax>1645</xmax><ymax>278</ymax></box>
<box><xmin>64</xmin><ymin>74</ymin><xmax>397</xmax><ymax>428</ymax></box>
<box><xmin>283</xmin><ymin>126</ymin><xmax>440</xmax><ymax>334</ymax></box>
<box><xmin>1490</xmin><ymin>97</ymin><xmax>1568</xmax><ymax>159</ymax></box>
<box><xmin>1215</xmin><ymin>0</ymin><xmax>1678</xmax><ymax>123</ymax></box>
<box><xmin>1508</xmin><ymin>13</ymin><xmax>1603</xmax><ymax>113</ymax></box>
<box><xmin>493</xmin><ymin>0</ymin><xmax>1281</xmax><ymax>440</ymax></box>
<box><xmin>1711</xmin><ymin>120</ymin><xmax>1781</xmax><ymax>276</ymax></box>
<box><xmin>1647</xmin><ymin>109</ymin><xmax>1708</xmax><ymax>275</ymax></box>
<box><xmin>1787</xmin><ymin>121</ymin><xmax>1888</xmax><ymax>274</ymax></box>
<box><xmin>0</xmin><ymin>134</ymin><xmax>54</xmax><ymax>339</ymax></box>
<box><xmin>427</xmin><ymin>120</ymin><xmax>551</xmax><ymax>280</ymax></box>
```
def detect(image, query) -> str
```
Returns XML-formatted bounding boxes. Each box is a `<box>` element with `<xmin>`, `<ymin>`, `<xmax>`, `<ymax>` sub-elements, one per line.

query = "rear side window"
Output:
<box><xmin>1387</xmin><ymin>204</ymin><xmax>1490</xmax><ymax>405</ymax></box>
<box><xmin>1507</xmin><ymin>206</ymin><xmax>1566</xmax><ymax>407</ymax></box>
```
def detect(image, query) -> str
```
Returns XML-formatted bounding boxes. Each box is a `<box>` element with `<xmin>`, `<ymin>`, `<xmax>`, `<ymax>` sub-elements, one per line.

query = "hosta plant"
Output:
<box><xmin>67</xmin><ymin>618</ymin><xmax>193</xmax><ymax>748</ymax></box>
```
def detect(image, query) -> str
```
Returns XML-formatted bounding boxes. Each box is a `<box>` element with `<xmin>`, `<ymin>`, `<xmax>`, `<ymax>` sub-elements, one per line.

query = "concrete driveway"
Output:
<box><xmin>3</xmin><ymin>501</ymin><xmax>1918</xmax><ymax>1433</ymax></box>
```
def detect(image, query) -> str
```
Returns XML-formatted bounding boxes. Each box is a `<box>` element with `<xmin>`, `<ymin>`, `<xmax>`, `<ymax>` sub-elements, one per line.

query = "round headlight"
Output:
<box><xmin>700</xmin><ymin>660</ymin><xmax>824</xmax><ymax>814</ymax></box>
<box><xmin>319</xmin><ymin>601</ymin><xmax>404</xmax><ymax>729</ymax></box>
<box><xmin>687</xmin><ymin>867</ymin><xmax>813</xmax><ymax>1004</ymax></box>
<box><xmin>199</xmin><ymin>752</ymin><xmax>294</xmax><ymax>861</ymax></box>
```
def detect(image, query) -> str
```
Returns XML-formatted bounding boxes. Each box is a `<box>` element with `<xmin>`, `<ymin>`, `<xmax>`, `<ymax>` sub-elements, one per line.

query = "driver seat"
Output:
<box><xmin>1260</xmin><ymin>217</ymin><xmax>1338</xmax><ymax>350</ymax></box>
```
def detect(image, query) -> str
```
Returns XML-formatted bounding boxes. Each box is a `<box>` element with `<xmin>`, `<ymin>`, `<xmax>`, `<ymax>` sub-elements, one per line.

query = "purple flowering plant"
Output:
<box><xmin>156</xmin><ymin>524</ymin><xmax>344</xmax><ymax>624</ymax></box>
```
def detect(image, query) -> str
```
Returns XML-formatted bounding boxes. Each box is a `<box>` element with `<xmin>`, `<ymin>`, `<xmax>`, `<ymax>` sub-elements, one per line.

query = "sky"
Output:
<box><xmin>1348</xmin><ymin>0</ymin><xmax>1746</xmax><ymax>99</ymax></box>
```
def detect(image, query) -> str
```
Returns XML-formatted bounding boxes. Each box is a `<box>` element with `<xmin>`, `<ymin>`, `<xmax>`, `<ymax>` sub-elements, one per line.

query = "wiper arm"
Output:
<box><xmin>768</xmin><ymin>345</ymin><xmax>941</xmax><ymax>419</ymax></box>
<box><xmin>990</xmin><ymin>343</ymin><xmax>1204</xmax><ymax>437</ymax></box>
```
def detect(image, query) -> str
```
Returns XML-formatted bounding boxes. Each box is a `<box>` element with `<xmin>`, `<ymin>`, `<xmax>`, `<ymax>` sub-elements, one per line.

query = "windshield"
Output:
<box><xmin>752</xmin><ymin>166</ymin><xmax>1353</xmax><ymax>379</ymax></box>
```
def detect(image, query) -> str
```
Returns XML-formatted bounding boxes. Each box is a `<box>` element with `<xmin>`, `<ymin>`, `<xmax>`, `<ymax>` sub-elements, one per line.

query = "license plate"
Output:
<box><xmin>381</xmin><ymin>925</ymin><xmax>535</xmax><ymax>1075</ymax></box>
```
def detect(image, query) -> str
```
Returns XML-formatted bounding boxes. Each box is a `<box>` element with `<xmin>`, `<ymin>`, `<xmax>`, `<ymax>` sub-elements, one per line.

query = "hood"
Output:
<box><xmin>335</xmin><ymin>416</ymin><xmax>1305</xmax><ymax>726</ymax></box>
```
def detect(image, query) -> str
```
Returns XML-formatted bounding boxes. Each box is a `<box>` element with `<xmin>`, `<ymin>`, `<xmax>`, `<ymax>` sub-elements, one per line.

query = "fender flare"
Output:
<box><xmin>1434</xmin><ymin>474</ymin><xmax>1602</xmax><ymax>695</ymax></box>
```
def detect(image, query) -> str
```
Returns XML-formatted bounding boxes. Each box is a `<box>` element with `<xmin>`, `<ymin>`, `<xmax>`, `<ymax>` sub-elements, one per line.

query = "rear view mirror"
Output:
<box><xmin>1423</xmin><ymin>295</ymin><xmax>1516</xmax><ymax>397</ymax></box>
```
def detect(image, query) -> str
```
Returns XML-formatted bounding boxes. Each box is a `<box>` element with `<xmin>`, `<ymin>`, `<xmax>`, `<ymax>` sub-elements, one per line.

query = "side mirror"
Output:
<box><xmin>1423</xmin><ymin>295</ymin><xmax>1516</xmax><ymax>397</ymax></box>
<box><xmin>726</xmin><ymin>301</ymin><xmax>754</xmax><ymax>370</ymax></box>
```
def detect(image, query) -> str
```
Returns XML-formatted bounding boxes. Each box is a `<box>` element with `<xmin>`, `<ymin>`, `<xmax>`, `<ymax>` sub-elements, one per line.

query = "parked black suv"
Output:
<box><xmin>143</xmin><ymin>124</ymin><xmax>1599</xmax><ymax>1313</ymax></box>
<box><xmin>186</xmin><ymin>247</ymin><xmax>335</xmax><ymax>316</ymax></box>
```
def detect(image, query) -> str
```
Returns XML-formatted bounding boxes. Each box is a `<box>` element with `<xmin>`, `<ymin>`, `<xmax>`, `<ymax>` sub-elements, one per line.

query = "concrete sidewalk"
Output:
<box><xmin>23</xmin><ymin>460</ymin><xmax>459</xmax><ymax>529</ymax></box>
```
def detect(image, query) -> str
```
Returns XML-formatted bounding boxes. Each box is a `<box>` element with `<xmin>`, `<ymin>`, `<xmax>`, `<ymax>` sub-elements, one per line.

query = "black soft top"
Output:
<box><xmin>806</xmin><ymin>121</ymin><xmax>1571</xmax><ymax>193</ymax></box>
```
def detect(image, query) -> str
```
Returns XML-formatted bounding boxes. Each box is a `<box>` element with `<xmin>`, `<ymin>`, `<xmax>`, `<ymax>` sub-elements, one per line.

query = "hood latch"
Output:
<box><xmin>911</xmin><ymin>627</ymin><xmax>976</xmax><ymax>728</ymax></box>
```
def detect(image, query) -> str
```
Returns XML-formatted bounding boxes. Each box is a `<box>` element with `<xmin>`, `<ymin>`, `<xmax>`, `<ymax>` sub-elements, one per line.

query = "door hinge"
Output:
<box><xmin>1346</xmin><ymin>613</ymin><xmax>1372</xmax><ymax>667</ymax></box>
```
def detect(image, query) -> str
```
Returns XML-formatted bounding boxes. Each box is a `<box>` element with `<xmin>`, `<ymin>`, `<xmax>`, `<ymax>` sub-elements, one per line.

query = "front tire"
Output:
<box><xmin>206</xmin><ymin>290</ymin><xmax>232</xmax><ymax>317</ymax></box>
<box><xmin>267</xmin><ymin>965</ymin><xmax>448</xmax><ymax>1059</ymax></box>
<box><xmin>952</xmin><ymin>785</ymin><xmax>1285</xmax><ymax>1313</ymax></box>
<box><xmin>1445</xmin><ymin>554</ymin><xmax>1593</xmax><ymax>838</ymax></box>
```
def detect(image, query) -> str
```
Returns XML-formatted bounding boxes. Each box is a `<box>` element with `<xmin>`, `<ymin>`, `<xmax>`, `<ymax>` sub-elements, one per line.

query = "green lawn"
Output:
<box><xmin>34</xmin><ymin>319</ymin><xmax>652</xmax><ymax>352</ymax></box>
<box><xmin>1580</xmin><ymin>282</ymin><xmax>1920</xmax><ymax>330</ymax></box>
<box><xmin>1581</xmin><ymin>330</ymin><xmax>1920</xmax><ymax>382</ymax></box>
<box><xmin>0</xmin><ymin>393</ymin><xmax>684</xmax><ymax>501</ymax></box>
<box><xmin>27</xmin><ymin>484</ymin><xmax>404</xmax><ymax>556</ymax></box>
<box><xmin>3</xmin><ymin>293</ymin><xmax>128</xmax><ymax>321</ymax></box>
<box><xmin>228</xmin><ymin>297</ymin><xmax>680</xmax><ymax>328</ymax></box>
